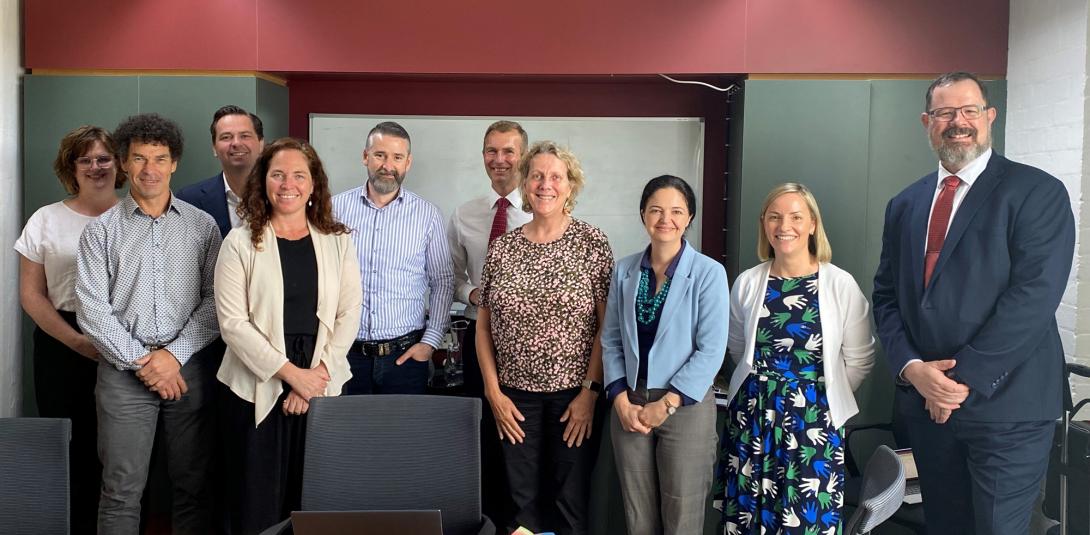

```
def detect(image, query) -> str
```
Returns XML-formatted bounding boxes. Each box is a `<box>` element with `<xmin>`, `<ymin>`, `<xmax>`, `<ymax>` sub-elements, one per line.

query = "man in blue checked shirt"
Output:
<box><xmin>332</xmin><ymin>121</ymin><xmax>454</xmax><ymax>395</ymax></box>
<box><xmin>76</xmin><ymin>113</ymin><xmax>221</xmax><ymax>534</ymax></box>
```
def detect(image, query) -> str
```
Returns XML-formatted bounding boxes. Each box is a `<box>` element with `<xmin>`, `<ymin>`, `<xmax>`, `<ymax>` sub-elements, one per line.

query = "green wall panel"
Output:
<box><xmin>738</xmin><ymin>78</ymin><xmax>1008</xmax><ymax>428</ymax></box>
<box><xmin>20</xmin><ymin>73</ymin><xmax>288</xmax><ymax>415</ymax></box>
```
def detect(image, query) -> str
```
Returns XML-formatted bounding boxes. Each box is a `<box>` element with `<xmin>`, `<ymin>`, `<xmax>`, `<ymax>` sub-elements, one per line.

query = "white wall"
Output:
<box><xmin>0</xmin><ymin>0</ymin><xmax>22</xmax><ymax>416</ymax></box>
<box><xmin>1006</xmin><ymin>0</ymin><xmax>1090</xmax><ymax>400</ymax></box>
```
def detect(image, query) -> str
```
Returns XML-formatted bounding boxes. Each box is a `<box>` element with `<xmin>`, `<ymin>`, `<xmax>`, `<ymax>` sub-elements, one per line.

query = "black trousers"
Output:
<box><xmin>500</xmin><ymin>386</ymin><xmax>598</xmax><ymax>535</ymax></box>
<box><xmin>221</xmin><ymin>334</ymin><xmax>314</xmax><ymax>535</ymax></box>
<box><xmin>33</xmin><ymin>311</ymin><xmax>101</xmax><ymax>535</ymax></box>
<box><xmin>462</xmin><ymin>319</ymin><xmax>513</xmax><ymax>528</ymax></box>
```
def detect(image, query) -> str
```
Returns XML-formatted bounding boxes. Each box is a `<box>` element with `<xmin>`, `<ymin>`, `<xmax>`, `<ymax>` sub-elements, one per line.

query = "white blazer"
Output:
<box><xmin>725</xmin><ymin>261</ymin><xmax>875</xmax><ymax>428</ymax></box>
<box><xmin>215</xmin><ymin>223</ymin><xmax>363</xmax><ymax>426</ymax></box>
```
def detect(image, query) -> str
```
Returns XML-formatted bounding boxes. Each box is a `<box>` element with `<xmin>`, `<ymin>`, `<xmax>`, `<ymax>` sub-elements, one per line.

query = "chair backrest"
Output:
<box><xmin>844</xmin><ymin>445</ymin><xmax>906</xmax><ymax>535</ymax></box>
<box><xmin>302</xmin><ymin>395</ymin><xmax>482</xmax><ymax>535</ymax></box>
<box><xmin>0</xmin><ymin>417</ymin><xmax>72</xmax><ymax>535</ymax></box>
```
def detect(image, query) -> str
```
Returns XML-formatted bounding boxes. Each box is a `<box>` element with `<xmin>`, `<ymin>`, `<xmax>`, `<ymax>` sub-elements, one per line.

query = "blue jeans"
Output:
<box><xmin>343</xmin><ymin>345</ymin><xmax>430</xmax><ymax>395</ymax></box>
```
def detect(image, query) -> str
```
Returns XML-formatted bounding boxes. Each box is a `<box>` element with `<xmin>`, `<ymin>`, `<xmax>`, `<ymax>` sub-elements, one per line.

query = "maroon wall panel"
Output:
<box><xmin>745</xmin><ymin>0</ymin><xmax>1009</xmax><ymax>74</ymax></box>
<box><xmin>26</xmin><ymin>0</ymin><xmax>1008</xmax><ymax>75</ymax></box>
<box><xmin>25</xmin><ymin>0</ymin><xmax>258</xmax><ymax>70</ymax></box>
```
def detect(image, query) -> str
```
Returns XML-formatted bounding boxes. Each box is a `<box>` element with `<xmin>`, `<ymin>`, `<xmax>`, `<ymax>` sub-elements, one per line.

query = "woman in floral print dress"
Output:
<box><xmin>716</xmin><ymin>183</ymin><xmax>876</xmax><ymax>534</ymax></box>
<box><xmin>476</xmin><ymin>141</ymin><xmax>613</xmax><ymax>535</ymax></box>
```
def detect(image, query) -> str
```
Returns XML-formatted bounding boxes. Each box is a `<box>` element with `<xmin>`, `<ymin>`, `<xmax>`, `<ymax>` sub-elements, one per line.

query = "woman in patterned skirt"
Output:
<box><xmin>716</xmin><ymin>182</ymin><xmax>875</xmax><ymax>534</ymax></box>
<box><xmin>476</xmin><ymin>141</ymin><xmax>613</xmax><ymax>535</ymax></box>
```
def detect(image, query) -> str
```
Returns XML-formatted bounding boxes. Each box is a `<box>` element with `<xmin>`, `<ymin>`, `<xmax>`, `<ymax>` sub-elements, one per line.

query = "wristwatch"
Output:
<box><xmin>581</xmin><ymin>379</ymin><xmax>602</xmax><ymax>393</ymax></box>
<box><xmin>663</xmin><ymin>397</ymin><xmax>677</xmax><ymax>416</ymax></box>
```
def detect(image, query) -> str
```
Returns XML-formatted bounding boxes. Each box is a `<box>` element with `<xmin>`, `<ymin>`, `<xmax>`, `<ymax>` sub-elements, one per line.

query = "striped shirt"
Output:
<box><xmin>332</xmin><ymin>185</ymin><xmax>453</xmax><ymax>348</ymax></box>
<box><xmin>76</xmin><ymin>194</ymin><xmax>222</xmax><ymax>370</ymax></box>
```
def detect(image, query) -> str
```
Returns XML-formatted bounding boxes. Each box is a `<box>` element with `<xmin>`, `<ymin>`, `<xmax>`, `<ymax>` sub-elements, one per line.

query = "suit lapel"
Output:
<box><xmin>909</xmin><ymin>176</ymin><xmax>934</xmax><ymax>298</ymax></box>
<box><xmin>929</xmin><ymin>153</ymin><xmax>1005</xmax><ymax>288</ymax></box>
<box><xmin>621</xmin><ymin>260</ymin><xmax>640</xmax><ymax>353</ymax></box>
<box><xmin>205</xmin><ymin>175</ymin><xmax>231</xmax><ymax>237</ymax></box>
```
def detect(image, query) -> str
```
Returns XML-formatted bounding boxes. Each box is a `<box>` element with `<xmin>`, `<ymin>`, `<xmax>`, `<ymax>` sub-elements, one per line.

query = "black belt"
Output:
<box><xmin>351</xmin><ymin>329</ymin><xmax>424</xmax><ymax>356</ymax></box>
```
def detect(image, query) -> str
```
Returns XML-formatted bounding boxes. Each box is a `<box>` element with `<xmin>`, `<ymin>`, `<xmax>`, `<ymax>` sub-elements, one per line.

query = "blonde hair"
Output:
<box><xmin>757</xmin><ymin>182</ymin><xmax>832</xmax><ymax>263</ymax></box>
<box><xmin>517</xmin><ymin>140</ymin><xmax>585</xmax><ymax>214</ymax></box>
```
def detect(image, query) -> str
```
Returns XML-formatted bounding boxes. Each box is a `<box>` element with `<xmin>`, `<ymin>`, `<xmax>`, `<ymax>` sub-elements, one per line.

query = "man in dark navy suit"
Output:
<box><xmin>176</xmin><ymin>105</ymin><xmax>265</xmax><ymax>237</ymax></box>
<box><xmin>873</xmin><ymin>71</ymin><xmax>1075</xmax><ymax>534</ymax></box>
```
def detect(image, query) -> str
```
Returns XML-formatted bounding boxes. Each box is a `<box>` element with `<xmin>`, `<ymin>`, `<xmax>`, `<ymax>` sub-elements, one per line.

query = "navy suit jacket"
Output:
<box><xmin>873</xmin><ymin>152</ymin><xmax>1075</xmax><ymax>422</ymax></box>
<box><xmin>176</xmin><ymin>173</ymin><xmax>232</xmax><ymax>238</ymax></box>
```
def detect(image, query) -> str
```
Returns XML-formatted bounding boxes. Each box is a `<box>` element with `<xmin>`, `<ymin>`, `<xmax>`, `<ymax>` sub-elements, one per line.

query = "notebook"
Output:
<box><xmin>895</xmin><ymin>448</ymin><xmax>923</xmax><ymax>505</ymax></box>
<box><xmin>290</xmin><ymin>510</ymin><xmax>443</xmax><ymax>535</ymax></box>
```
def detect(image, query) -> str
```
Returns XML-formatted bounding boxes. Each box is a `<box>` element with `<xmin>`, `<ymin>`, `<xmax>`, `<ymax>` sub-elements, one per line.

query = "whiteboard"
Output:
<box><xmin>309</xmin><ymin>115</ymin><xmax>705</xmax><ymax>257</ymax></box>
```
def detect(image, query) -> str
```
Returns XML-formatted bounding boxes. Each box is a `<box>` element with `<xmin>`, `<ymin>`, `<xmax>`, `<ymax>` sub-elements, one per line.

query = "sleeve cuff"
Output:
<box><xmin>605</xmin><ymin>378</ymin><xmax>628</xmax><ymax>402</ymax></box>
<box><xmin>670</xmin><ymin>386</ymin><xmax>699</xmax><ymax>407</ymax></box>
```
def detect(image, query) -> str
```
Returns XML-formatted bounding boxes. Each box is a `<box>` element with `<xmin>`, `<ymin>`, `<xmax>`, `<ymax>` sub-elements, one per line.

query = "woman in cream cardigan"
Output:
<box><xmin>215</xmin><ymin>138</ymin><xmax>361</xmax><ymax>534</ymax></box>
<box><xmin>716</xmin><ymin>182</ymin><xmax>875</xmax><ymax>534</ymax></box>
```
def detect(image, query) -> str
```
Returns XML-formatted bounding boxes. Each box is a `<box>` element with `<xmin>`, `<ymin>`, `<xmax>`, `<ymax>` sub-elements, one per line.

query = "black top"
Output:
<box><xmin>277</xmin><ymin>234</ymin><xmax>319</xmax><ymax>336</ymax></box>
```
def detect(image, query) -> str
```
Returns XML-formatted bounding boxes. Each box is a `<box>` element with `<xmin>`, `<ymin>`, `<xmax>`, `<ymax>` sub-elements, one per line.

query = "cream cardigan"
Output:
<box><xmin>725</xmin><ymin>261</ymin><xmax>875</xmax><ymax>428</ymax></box>
<box><xmin>215</xmin><ymin>223</ymin><xmax>362</xmax><ymax>426</ymax></box>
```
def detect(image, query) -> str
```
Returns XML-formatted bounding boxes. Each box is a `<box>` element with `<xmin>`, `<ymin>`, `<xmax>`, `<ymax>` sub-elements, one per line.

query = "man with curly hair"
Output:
<box><xmin>76</xmin><ymin>113</ymin><xmax>221</xmax><ymax>534</ymax></box>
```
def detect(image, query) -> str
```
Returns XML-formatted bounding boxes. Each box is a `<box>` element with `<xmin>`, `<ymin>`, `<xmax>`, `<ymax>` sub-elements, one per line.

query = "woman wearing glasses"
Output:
<box><xmin>716</xmin><ymin>183</ymin><xmax>875</xmax><ymax>534</ymax></box>
<box><xmin>14</xmin><ymin>125</ymin><xmax>125</xmax><ymax>534</ymax></box>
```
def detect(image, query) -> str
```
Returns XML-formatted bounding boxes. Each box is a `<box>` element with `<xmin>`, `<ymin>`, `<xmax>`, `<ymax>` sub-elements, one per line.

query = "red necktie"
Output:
<box><xmin>924</xmin><ymin>175</ymin><xmax>962</xmax><ymax>288</ymax></box>
<box><xmin>488</xmin><ymin>197</ymin><xmax>510</xmax><ymax>247</ymax></box>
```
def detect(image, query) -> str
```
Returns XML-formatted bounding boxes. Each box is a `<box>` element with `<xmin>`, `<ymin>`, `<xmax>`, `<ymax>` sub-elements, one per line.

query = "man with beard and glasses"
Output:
<box><xmin>332</xmin><ymin>121</ymin><xmax>454</xmax><ymax>395</ymax></box>
<box><xmin>873</xmin><ymin>71</ymin><xmax>1075</xmax><ymax>534</ymax></box>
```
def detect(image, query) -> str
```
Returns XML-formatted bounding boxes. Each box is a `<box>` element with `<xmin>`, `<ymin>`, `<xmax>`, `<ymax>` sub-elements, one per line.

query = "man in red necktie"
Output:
<box><xmin>447</xmin><ymin>120</ymin><xmax>532</xmax><ymax>528</ymax></box>
<box><xmin>873</xmin><ymin>72</ymin><xmax>1076</xmax><ymax>535</ymax></box>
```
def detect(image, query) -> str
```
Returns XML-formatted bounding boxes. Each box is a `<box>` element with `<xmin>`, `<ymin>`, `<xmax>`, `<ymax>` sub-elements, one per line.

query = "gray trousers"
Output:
<box><xmin>95</xmin><ymin>357</ymin><xmax>214</xmax><ymax>535</ymax></box>
<box><xmin>610</xmin><ymin>390</ymin><xmax>717</xmax><ymax>535</ymax></box>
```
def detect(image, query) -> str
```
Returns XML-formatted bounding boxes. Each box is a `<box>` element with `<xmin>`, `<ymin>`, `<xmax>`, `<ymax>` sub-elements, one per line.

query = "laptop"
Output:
<box><xmin>290</xmin><ymin>510</ymin><xmax>443</xmax><ymax>535</ymax></box>
<box><xmin>895</xmin><ymin>448</ymin><xmax>923</xmax><ymax>505</ymax></box>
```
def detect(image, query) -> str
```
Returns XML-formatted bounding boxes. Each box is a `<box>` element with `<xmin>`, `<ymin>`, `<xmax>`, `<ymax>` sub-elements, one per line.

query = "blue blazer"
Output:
<box><xmin>176</xmin><ymin>174</ymin><xmax>232</xmax><ymax>238</ymax></box>
<box><xmin>602</xmin><ymin>243</ymin><xmax>729</xmax><ymax>401</ymax></box>
<box><xmin>873</xmin><ymin>152</ymin><xmax>1075</xmax><ymax>421</ymax></box>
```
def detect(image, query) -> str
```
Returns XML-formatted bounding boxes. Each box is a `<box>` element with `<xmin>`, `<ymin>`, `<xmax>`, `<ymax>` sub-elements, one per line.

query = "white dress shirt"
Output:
<box><xmin>222</xmin><ymin>173</ymin><xmax>242</xmax><ymax>229</ymax></box>
<box><xmin>447</xmin><ymin>188</ymin><xmax>531</xmax><ymax>320</ymax></box>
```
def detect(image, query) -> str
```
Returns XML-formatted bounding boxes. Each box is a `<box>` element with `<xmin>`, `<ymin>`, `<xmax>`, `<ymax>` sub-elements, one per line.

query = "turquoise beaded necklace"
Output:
<box><xmin>636</xmin><ymin>268</ymin><xmax>671</xmax><ymax>325</ymax></box>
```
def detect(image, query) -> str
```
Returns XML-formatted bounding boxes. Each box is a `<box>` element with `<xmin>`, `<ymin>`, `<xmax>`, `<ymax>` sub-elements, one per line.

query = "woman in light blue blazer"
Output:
<box><xmin>601</xmin><ymin>175</ymin><xmax>729</xmax><ymax>535</ymax></box>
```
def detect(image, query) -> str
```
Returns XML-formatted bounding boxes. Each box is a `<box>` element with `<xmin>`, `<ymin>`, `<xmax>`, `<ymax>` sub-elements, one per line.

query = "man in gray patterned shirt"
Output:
<box><xmin>76</xmin><ymin>113</ymin><xmax>221</xmax><ymax>535</ymax></box>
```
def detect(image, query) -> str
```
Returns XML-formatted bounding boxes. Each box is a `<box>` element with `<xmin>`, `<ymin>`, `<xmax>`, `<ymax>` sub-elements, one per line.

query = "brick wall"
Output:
<box><xmin>1006</xmin><ymin>0</ymin><xmax>1090</xmax><ymax>403</ymax></box>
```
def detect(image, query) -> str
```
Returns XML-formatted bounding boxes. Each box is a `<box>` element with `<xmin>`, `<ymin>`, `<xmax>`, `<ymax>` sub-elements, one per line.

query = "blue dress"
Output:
<box><xmin>716</xmin><ymin>273</ymin><xmax>845</xmax><ymax>535</ymax></box>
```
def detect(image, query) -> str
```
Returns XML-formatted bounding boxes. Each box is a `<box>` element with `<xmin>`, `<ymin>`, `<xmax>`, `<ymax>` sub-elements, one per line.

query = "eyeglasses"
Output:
<box><xmin>75</xmin><ymin>155</ymin><xmax>114</xmax><ymax>169</ymax></box>
<box><xmin>926</xmin><ymin>104</ymin><xmax>989</xmax><ymax>122</ymax></box>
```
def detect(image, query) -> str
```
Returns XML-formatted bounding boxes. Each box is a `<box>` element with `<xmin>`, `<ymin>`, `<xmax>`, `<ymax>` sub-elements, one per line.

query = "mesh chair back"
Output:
<box><xmin>845</xmin><ymin>445</ymin><xmax>906</xmax><ymax>535</ymax></box>
<box><xmin>0</xmin><ymin>418</ymin><xmax>72</xmax><ymax>535</ymax></box>
<box><xmin>302</xmin><ymin>395</ymin><xmax>482</xmax><ymax>535</ymax></box>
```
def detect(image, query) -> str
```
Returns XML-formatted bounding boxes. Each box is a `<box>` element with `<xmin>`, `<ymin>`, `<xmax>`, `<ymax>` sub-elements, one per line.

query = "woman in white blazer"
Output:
<box><xmin>716</xmin><ymin>183</ymin><xmax>875</xmax><ymax>535</ymax></box>
<box><xmin>601</xmin><ymin>175</ymin><xmax>729</xmax><ymax>535</ymax></box>
<box><xmin>214</xmin><ymin>138</ymin><xmax>362</xmax><ymax>534</ymax></box>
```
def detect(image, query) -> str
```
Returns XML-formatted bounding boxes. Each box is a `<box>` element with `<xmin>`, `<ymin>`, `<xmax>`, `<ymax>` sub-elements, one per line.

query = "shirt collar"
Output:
<box><xmin>122</xmin><ymin>192</ymin><xmax>181</xmax><ymax>218</ymax></box>
<box><xmin>640</xmin><ymin>240</ymin><xmax>687</xmax><ymax>279</ymax></box>
<box><xmin>360</xmin><ymin>183</ymin><xmax>406</xmax><ymax>208</ymax></box>
<box><xmin>937</xmin><ymin>147</ymin><xmax>991</xmax><ymax>188</ymax></box>
<box><xmin>222</xmin><ymin>173</ymin><xmax>240</xmax><ymax>203</ymax></box>
<box><xmin>492</xmin><ymin>188</ymin><xmax>522</xmax><ymax>210</ymax></box>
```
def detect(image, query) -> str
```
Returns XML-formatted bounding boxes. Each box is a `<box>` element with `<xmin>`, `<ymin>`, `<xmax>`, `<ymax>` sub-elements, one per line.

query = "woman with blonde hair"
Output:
<box><xmin>476</xmin><ymin>140</ymin><xmax>613</xmax><ymax>534</ymax></box>
<box><xmin>716</xmin><ymin>182</ymin><xmax>875</xmax><ymax>534</ymax></box>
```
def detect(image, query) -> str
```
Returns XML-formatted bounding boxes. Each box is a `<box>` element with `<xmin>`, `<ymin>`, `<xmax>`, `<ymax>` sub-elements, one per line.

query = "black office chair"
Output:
<box><xmin>844</xmin><ymin>445</ymin><xmax>906</xmax><ymax>535</ymax></box>
<box><xmin>0</xmin><ymin>417</ymin><xmax>72</xmax><ymax>535</ymax></box>
<box><xmin>261</xmin><ymin>395</ymin><xmax>494</xmax><ymax>535</ymax></box>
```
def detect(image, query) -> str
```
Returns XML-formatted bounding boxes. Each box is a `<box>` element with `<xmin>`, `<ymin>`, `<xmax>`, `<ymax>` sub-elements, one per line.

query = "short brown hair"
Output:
<box><xmin>238</xmin><ymin>138</ymin><xmax>349</xmax><ymax>249</ymax></box>
<box><xmin>483</xmin><ymin>120</ymin><xmax>528</xmax><ymax>153</ymax></box>
<box><xmin>517</xmin><ymin>141</ymin><xmax>586</xmax><ymax>214</ymax></box>
<box><xmin>53</xmin><ymin>125</ymin><xmax>127</xmax><ymax>195</ymax></box>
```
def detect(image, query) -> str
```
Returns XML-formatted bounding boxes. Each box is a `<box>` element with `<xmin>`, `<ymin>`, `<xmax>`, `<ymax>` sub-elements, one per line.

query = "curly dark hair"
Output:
<box><xmin>238</xmin><ymin>138</ymin><xmax>349</xmax><ymax>249</ymax></box>
<box><xmin>53</xmin><ymin>125</ymin><xmax>128</xmax><ymax>194</ymax></box>
<box><xmin>112</xmin><ymin>113</ymin><xmax>184</xmax><ymax>162</ymax></box>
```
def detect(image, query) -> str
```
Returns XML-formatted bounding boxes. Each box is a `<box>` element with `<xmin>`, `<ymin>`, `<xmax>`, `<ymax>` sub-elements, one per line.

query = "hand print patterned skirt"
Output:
<box><xmin>715</xmin><ymin>273</ymin><xmax>845</xmax><ymax>535</ymax></box>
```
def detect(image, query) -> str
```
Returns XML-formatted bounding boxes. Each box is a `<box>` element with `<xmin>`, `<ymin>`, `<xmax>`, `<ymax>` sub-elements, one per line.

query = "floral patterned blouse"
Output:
<box><xmin>480</xmin><ymin>218</ymin><xmax>614</xmax><ymax>392</ymax></box>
